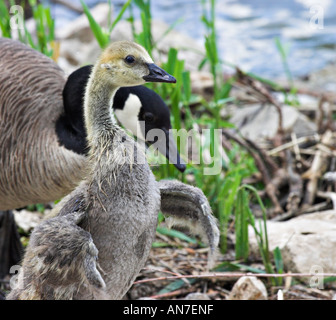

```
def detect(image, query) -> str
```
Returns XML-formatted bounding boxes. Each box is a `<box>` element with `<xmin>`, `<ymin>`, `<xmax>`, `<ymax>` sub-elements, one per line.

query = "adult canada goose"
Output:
<box><xmin>7</xmin><ymin>41</ymin><xmax>219</xmax><ymax>300</ymax></box>
<box><xmin>0</xmin><ymin>38</ymin><xmax>184</xmax><ymax>278</ymax></box>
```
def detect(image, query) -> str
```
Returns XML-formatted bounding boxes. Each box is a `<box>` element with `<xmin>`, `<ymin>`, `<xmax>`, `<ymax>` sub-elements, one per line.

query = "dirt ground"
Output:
<box><xmin>125</xmin><ymin>231</ymin><xmax>336</xmax><ymax>300</ymax></box>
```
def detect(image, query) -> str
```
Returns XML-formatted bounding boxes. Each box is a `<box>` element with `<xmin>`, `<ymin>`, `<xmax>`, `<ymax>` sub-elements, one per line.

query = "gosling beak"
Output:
<box><xmin>143</xmin><ymin>63</ymin><xmax>176</xmax><ymax>83</ymax></box>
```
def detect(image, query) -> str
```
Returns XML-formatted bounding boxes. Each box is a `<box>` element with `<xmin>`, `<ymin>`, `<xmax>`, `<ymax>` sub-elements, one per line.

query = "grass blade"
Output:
<box><xmin>235</xmin><ymin>189</ymin><xmax>249</xmax><ymax>260</ymax></box>
<box><xmin>108</xmin><ymin>0</ymin><xmax>132</xmax><ymax>34</ymax></box>
<box><xmin>153</xmin><ymin>17</ymin><xmax>184</xmax><ymax>48</ymax></box>
<box><xmin>81</xmin><ymin>0</ymin><xmax>109</xmax><ymax>49</ymax></box>
<box><xmin>156</xmin><ymin>226</ymin><xmax>197</xmax><ymax>245</ymax></box>
<box><xmin>274</xmin><ymin>247</ymin><xmax>284</xmax><ymax>274</ymax></box>
<box><xmin>158</xmin><ymin>278</ymin><xmax>196</xmax><ymax>295</ymax></box>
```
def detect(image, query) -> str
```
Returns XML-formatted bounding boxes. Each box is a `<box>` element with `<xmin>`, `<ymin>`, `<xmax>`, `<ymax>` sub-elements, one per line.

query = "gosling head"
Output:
<box><xmin>98</xmin><ymin>41</ymin><xmax>176</xmax><ymax>86</ymax></box>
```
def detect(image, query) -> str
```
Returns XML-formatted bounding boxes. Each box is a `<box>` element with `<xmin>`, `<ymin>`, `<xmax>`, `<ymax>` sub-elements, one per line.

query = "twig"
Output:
<box><xmin>235</xmin><ymin>68</ymin><xmax>284</xmax><ymax>137</ymax></box>
<box><xmin>134</xmin><ymin>272</ymin><xmax>336</xmax><ymax>285</ymax></box>
<box><xmin>272</xmin><ymin>201</ymin><xmax>330</xmax><ymax>221</ymax></box>
<box><xmin>142</xmin><ymin>267</ymin><xmax>184</xmax><ymax>277</ymax></box>
<box><xmin>291</xmin><ymin>132</ymin><xmax>301</xmax><ymax>163</ymax></box>
<box><xmin>285</xmin><ymin>150</ymin><xmax>303</xmax><ymax>214</ymax></box>
<box><xmin>147</xmin><ymin>288</ymin><xmax>196</xmax><ymax>300</ymax></box>
<box><xmin>316</xmin><ymin>191</ymin><xmax>336</xmax><ymax>210</ymax></box>
<box><xmin>155</xmin><ymin>260</ymin><xmax>191</xmax><ymax>287</ymax></box>
<box><xmin>244</xmin><ymin>137</ymin><xmax>279</xmax><ymax>173</ymax></box>
<box><xmin>222</xmin><ymin>130</ymin><xmax>272</xmax><ymax>182</ymax></box>
<box><xmin>268</xmin><ymin>135</ymin><xmax>319</xmax><ymax>156</ymax></box>
<box><xmin>222</xmin><ymin>130</ymin><xmax>283</xmax><ymax>213</ymax></box>
<box><xmin>272</xmin><ymin>84</ymin><xmax>336</xmax><ymax>103</ymax></box>
<box><xmin>302</xmin><ymin>130</ymin><xmax>333</xmax><ymax>206</ymax></box>
<box><xmin>316</xmin><ymin>95</ymin><xmax>326</xmax><ymax>133</ymax></box>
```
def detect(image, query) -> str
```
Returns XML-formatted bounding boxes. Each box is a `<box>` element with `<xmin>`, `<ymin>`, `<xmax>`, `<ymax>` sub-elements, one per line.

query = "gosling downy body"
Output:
<box><xmin>7</xmin><ymin>41</ymin><xmax>219</xmax><ymax>300</ymax></box>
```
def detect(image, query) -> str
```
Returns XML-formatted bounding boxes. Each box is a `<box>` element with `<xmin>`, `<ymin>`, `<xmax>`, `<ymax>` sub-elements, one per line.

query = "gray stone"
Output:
<box><xmin>230</xmin><ymin>103</ymin><xmax>317</xmax><ymax>142</ymax></box>
<box><xmin>13</xmin><ymin>209</ymin><xmax>45</xmax><ymax>233</ymax></box>
<box><xmin>55</xmin><ymin>3</ymin><xmax>113</xmax><ymax>43</ymax></box>
<box><xmin>228</xmin><ymin>276</ymin><xmax>268</xmax><ymax>300</ymax></box>
<box><xmin>184</xmin><ymin>292</ymin><xmax>211</xmax><ymax>300</ymax></box>
<box><xmin>248</xmin><ymin>210</ymin><xmax>336</xmax><ymax>273</ymax></box>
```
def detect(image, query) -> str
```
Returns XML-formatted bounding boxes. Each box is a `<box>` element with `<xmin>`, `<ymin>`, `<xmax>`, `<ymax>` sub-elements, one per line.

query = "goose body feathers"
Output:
<box><xmin>0</xmin><ymin>38</ymin><xmax>85</xmax><ymax>210</ymax></box>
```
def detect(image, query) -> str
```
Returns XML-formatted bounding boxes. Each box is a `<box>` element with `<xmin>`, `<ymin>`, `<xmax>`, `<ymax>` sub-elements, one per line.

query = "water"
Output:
<box><xmin>47</xmin><ymin>0</ymin><xmax>336</xmax><ymax>79</ymax></box>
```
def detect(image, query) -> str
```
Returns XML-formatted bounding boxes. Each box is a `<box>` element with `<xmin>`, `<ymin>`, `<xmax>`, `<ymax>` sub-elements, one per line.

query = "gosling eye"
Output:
<box><xmin>124</xmin><ymin>55</ymin><xmax>136</xmax><ymax>65</ymax></box>
<box><xmin>144</xmin><ymin>112</ymin><xmax>154</xmax><ymax>123</ymax></box>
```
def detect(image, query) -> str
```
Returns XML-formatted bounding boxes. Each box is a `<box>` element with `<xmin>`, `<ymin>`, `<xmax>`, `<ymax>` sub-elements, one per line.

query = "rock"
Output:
<box><xmin>190</xmin><ymin>71</ymin><xmax>214</xmax><ymax>96</ymax></box>
<box><xmin>56</xmin><ymin>4</ymin><xmax>110</xmax><ymax>74</ymax></box>
<box><xmin>55</xmin><ymin>3</ymin><xmax>113</xmax><ymax>43</ymax></box>
<box><xmin>277</xmin><ymin>289</ymin><xmax>284</xmax><ymax>300</ymax></box>
<box><xmin>248</xmin><ymin>210</ymin><xmax>336</xmax><ymax>273</ymax></box>
<box><xmin>228</xmin><ymin>276</ymin><xmax>268</xmax><ymax>300</ymax></box>
<box><xmin>230</xmin><ymin>103</ymin><xmax>316</xmax><ymax>142</ymax></box>
<box><xmin>303</xmin><ymin>62</ymin><xmax>336</xmax><ymax>93</ymax></box>
<box><xmin>184</xmin><ymin>292</ymin><xmax>211</xmax><ymax>300</ymax></box>
<box><xmin>57</xmin><ymin>37</ymin><xmax>101</xmax><ymax>75</ymax></box>
<box><xmin>13</xmin><ymin>209</ymin><xmax>45</xmax><ymax>233</ymax></box>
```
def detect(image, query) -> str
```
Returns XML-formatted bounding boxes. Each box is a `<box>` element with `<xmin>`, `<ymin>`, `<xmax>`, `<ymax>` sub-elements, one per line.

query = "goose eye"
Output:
<box><xmin>144</xmin><ymin>112</ymin><xmax>154</xmax><ymax>123</ymax></box>
<box><xmin>124</xmin><ymin>55</ymin><xmax>135</xmax><ymax>64</ymax></box>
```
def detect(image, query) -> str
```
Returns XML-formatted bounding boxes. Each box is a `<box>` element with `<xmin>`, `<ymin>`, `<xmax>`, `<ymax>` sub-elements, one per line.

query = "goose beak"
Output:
<box><xmin>143</xmin><ymin>63</ymin><xmax>176</xmax><ymax>83</ymax></box>
<box><xmin>157</xmin><ymin>128</ymin><xmax>186</xmax><ymax>172</ymax></box>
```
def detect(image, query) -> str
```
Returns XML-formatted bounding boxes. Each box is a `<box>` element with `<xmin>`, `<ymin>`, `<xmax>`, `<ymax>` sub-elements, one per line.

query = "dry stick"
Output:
<box><xmin>291</xmin><ymin>132</ymin><xmax>301</xmax><ymax>163</ymax></box>
<box><xmin>272</xmin><ymin>201</ymin><xmax>330</xmax><ymax>221</ymax></box>
<box><xmin>244</xmin><ymin>137</ymin><xmax>291</xmax><ymax>212</ymax></box>
<box><xmin>156</xmin><ymin>260</ymin><xmax>191</xmax><ymax>287</ymax></box>
<box><xmin>235</xmin><ymin>69</ymin><xmax>289</xmax><ymax>180</ymax></box>
<box><xmin>222</xmin><ymin>130</ymin><xmax>283</xmax><ymax>213</ymax></box>
<box><xmin>316</xmin><ymin>95</ymin><xmax>326</xmax><ymax>133</ymax></box>
<box><xmin>316</xmin><ymin>191</ymin><xmax>336</xmax><ymax>210</ymax></box>
<box><xmin>148</xmin><ymin>288</ymin><xmax>196</xmax><ymax>300</ymax></box>
<box><xmin>244</xmin><ymin>137</ymin><xmax>279</xmax><ymax>173</ymax></box>
<box><xmin>235</xmin><ymin>68</ymin><xmax>284</xmax><ymax>137</ymax></box>
<box><xmin>326</xmin><ymin>100</ymin><xmax>334</xmax><ymax>132</ymax></box>
<box><xmin>317</xmin><ymin>143</ymin><xmax>336</xmax><ymax>157</ymax></box>
<box><xmin>134</xmin><ymin>272</ymin><xmax>336</xmax><ymax>285</ymax></box>
<box><xmin>285</xmin><ymin>150</ymin><xmax>303</xmax><ymax>214</ymax></box>
<box><xmin>273</xmin><ymin>84</ymin><xmax>336</xmax><ymax>102</ymax></box>
<box><xmin>276</xmin><ymin>131</ymin><xmax>333</xmax><ymax>219</ymax></box>
<box><xmin>302</xmin><ymin>130</ymin><xmax>333</xmax><ymax>206</ymax></box>
<box><xmin>142</xmin><ymin>267</ymin><xmax>184</xmax><ymax>278</ymax></box>
<box><xmin>268</xmin><ymin>135</ymin><xmax>319</xmax><ymax>156</ymax></box>
<box><xmin>222</xmin><ymin>130</ymin><xmax>272</xmax><ymax>185</ymax></box>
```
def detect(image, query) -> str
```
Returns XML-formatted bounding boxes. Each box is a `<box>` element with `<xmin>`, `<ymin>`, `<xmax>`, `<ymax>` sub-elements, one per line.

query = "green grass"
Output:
<box><xmin>0</xmin><ymin>0</ymin><xmax>55</xmax><ymax>58</ymax></box>
<box><xmin>80</xmin><ymin>0</ymin><xmax>132</xmax><ymax>49</ymax></box>
<box><xmin>235</xmin><ymin>185</ymin><xmax>284</xmax><ymax>285</ymax></box>
<box><xmin>274</xmin><ymin>37</ymin><xmax>299</xmax><ymax>106</ymax></box>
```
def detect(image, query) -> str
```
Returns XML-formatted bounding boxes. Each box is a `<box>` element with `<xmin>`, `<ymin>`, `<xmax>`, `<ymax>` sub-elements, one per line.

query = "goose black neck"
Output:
<box><xmin>55</xmin><ymin>66</ymin><xmax>93</xmax><ymax>155</ymax></box>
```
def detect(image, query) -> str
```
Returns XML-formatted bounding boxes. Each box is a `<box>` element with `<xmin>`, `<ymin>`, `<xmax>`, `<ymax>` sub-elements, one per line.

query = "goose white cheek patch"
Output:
<box><xmin>114</xmin><ymin>94</ymin><xmax>146</xmax><ymax>141</ymax></box>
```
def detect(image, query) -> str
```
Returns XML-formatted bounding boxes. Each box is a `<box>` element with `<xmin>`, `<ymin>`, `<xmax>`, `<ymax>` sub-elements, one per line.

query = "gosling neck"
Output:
<box><xmin>84</xmin><ymin>67</ymin><xmax>120</xmax><ymax>144</ymax></box>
